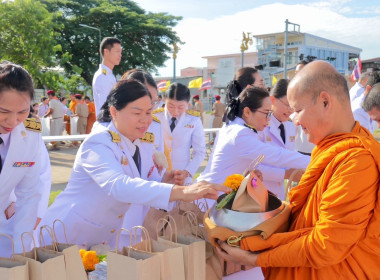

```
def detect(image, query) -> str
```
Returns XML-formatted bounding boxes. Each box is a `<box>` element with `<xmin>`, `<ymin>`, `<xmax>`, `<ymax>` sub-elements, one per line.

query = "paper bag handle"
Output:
<box><xmin>115</xmin><ymin>228</ymin><xmax>131</xmax><ymax>254</ymax></box>
<box><xmin>243</xmin><ymin>154</ymin><xmax>265</xmax><ymax>176</ymax></box>
<box><xmin>20</xmin><ymin>232</ymin><xmax>37</xmax><ymax>260</ymax></box>
<box><xmin>162</xmin><ymin>214</ymin><xmax>178</xmax><ymax>243</ymax></box>
<box><xmin>181</xmin><ymin>211</ymin><xmax>200</xmax><ymax>237</ymax></box>
<box><xmin>156</xmin><ymin>217</ymin><xmax>175</xmax><ymax>242</ymax></box>
<box><xmin>52</xmin><ymin>219</ymin><xmax>69</xmax><ymax>244</ymax></box>
<box><xmin>131</xmin><ymin>226</ymin><xmax>152</xmax><ymax>252</ymax></box>
<box><xmin>0</xmin><ymin>233</ymin><xmax>16</xmax><ymax>259</ymax></box>
<box><xmin>39</xmin><ymin>225</ymin><xmax>58</xmax><ymax>251</ymax></box>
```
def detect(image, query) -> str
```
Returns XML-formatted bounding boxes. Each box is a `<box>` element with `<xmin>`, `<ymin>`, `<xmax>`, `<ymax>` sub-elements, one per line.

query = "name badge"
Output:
<box><xmin>13</xmin><ymin>162</ymin><xmax>35</xmax><ymax>167</ymax></box>
<box><xmin>289</xmin><ymin>136</ymin><xmax>295</xmax><ymax>142</ymax></box>
<box><xmin>184</xmin><ymin>124</ymin><xmax>194</xmax><ymax>128</ymax></box>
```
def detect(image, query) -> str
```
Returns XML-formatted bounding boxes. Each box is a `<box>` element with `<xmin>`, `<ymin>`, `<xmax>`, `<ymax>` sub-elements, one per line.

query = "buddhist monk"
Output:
<box><xmin>216</xmin><ymin>60</ymin><xmax>380</xmax><ymax>279</ymax></box>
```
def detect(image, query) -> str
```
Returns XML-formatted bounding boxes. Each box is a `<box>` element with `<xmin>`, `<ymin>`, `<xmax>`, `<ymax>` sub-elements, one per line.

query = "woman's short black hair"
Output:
<box><xmin>166</xmin><ymin>83</ymin><xmax>190</xmax><ymax>102</ymax></box>
<box><xmin>0</xmin><ymin>61</ymin><xmax>34</xmax><ymax>100</ymax></box>
<box><xmin>97</xmin><ymin>79</ymin><xmax>151</xmax><ymax>122</ymax></box>
<box><xmin>226</xmin><ymin>86</ymin><xmax>269</xmax><ymax>121</ymax></box>
<box><xmin>270</xmin><ymin>79</ymin><xmax>289</xmax><ymax>99</ymax></box>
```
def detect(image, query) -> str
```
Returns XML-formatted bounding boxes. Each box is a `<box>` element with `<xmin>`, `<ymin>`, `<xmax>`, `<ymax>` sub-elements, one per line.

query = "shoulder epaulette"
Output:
<box><xmin>186</xmin><ymin>110</ymin><xmax>200</xmax><ymax>117</ymax></box>
<box><xmin>108</xmin><ymin>130</ymin><xmax>121</xmax><ymax>143</ymax></box>
<box><xmin>23</xmin><ymin>118</ymin><xmax>42</xmax><ymax>133</ymax></box>
<box><xmin>244</xmin><ymin>123</ymin><xmax>257</xmax><ymax>133</ymax></box>
<box><xmin>152</xmin><ymin>114</ymin><xmax>160</xmax><ymax>123</ymax></box>
<box><xmin>102</xmin><ymin>68</ymin><xmax>107</xmax><ymax>75</ymax></box>
<box><xmin>152</xmin><ymin>107</ymin><xmax>164</xmax><ymax>114</ymax></box>
<box><xmin>140</xmin><ymin>132</ymin><xmax>154</xmax><ymax>143</ymax></box>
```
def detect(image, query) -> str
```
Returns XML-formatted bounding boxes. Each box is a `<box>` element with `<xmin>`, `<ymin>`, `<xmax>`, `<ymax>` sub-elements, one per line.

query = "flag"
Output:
<box><xmin>272</xmin><ymin>75</ymin><xmax>278</xmax><ymax>86</ymax></box>
<box><xmin>188</xmin><ymin>77</ymin><xmax>203</xmax><ymax>89</ymax></box>
<box><xmin>351</xmin><ymin>58</ymin><xmax>362</xmax><ymax>82</ymax></box>
<box><xmin>198</xmin><ymin>79</ymin><xmax>211</xmax><ymax>91</ymax></box>
<box><xmin>157</xmin><ymin>80</ymin><xmax>170</xmax><ymax>92</ymax></box>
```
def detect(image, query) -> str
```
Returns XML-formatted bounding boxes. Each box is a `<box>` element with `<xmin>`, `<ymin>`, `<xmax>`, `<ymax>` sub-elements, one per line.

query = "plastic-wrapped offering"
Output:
<box><xmin>88</xmin><ymin>262</ymin><xmax>107</xmax><ymax>280</ymax></box>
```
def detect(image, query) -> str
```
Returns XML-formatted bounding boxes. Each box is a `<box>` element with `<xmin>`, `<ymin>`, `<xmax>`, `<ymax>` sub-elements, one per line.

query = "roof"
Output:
<box><xmin>202</xmin><ymin>51</ymin><xmax>257</xmax><ymax>59</ymax></box>
<box><xmin>362</xmin><ymin>57</ymin><xmax>380</xmax><ymax>63</ymax></box>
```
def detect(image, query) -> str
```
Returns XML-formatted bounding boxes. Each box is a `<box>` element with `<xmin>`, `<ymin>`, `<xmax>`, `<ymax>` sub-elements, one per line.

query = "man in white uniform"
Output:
<box><xmin>352</xmin><ymin>71</ymin><xmax>380</xmax><ymax>132</ymax></box>
<box><xmin>92</xmin><ymin>37</ymin><xmax>122</xmax><ymax>116</ymax></box>
<box><xmin>349</xmin><ymin>72</ymin><xmax>370</xmax><ymax>103</ymax></box>
<box><xmin>154</xmin><ymin>83</ymin><xmax>206</xmax><ymax>185</ymax></box>
<box><xmin>44</xmin><ymin>90</ymin><xmax>64</xmax><ymax>149</ymax></box>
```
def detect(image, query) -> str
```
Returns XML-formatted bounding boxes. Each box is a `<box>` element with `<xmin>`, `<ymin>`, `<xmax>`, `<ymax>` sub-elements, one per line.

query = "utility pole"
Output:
<box><xmin>173</xmin><ymin>42</ymin><xmax>179</xmax><ymax>82</ymax></box>
<box><xmin>79</xmin><ymin>24</ymin><xmax>102</xmax><ymax>64</ymax></box>
<box><xmin>284</xmin><ymin>19</ymin><xmax>300</xmax><ymax>79</ymax></box>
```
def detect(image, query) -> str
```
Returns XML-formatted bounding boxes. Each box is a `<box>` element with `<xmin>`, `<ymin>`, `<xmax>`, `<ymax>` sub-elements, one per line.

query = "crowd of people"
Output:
<box><xmin>0</xmin><ymin>36</ymin><xmax>380</xmax><ymax>280</ymax></box>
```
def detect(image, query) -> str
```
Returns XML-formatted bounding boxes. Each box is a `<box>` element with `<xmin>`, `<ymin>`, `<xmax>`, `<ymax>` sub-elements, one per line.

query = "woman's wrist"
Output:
<box><xmin>169</xmin><ymin>184</ymin><xmax>183</xmax><ymax>202</ymax></box>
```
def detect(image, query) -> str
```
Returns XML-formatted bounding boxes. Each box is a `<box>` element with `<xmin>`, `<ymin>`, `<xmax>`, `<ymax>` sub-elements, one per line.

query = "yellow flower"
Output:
<box><xmin>82</xmin><ymin>250</ymin><xmax>100</xmax><ymax>271</ymax></box>
<box><xmin>223</xmin><ymin>174</ymin><xmax>244</xmax><ymax>191</ymax></box>
<box><xmin>79</xmin><ymin>249</ymin><xmax>86</xmax><ymax>258</ymax></box>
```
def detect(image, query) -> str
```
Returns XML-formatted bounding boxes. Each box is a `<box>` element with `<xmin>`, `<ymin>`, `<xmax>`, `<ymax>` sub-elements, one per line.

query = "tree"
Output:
<box><xmin>0</xmin><ymin>0</ymin><xmax>70</xmax><ymax>89</ymax></box>
<box><xmin>40</xmin><ymin>0</ymin><xmax>182</xmax><ymax>85</ymax></box>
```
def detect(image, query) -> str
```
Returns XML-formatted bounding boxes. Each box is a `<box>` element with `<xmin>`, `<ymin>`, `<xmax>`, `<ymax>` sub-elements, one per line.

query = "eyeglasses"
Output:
<box><xmin>256</xmin><ymin>110</ymin><xmax>273</xmax><ymax>119</ymax></box>
<box><xmin>276</xmin><ymin>98</ymin><xmax>294</xmax><ymax>111</ymax></box>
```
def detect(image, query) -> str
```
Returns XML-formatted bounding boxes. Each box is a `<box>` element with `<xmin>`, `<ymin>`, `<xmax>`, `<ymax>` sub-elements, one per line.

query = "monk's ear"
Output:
<box><xmin>319</xmin><ymin>91</ymin><xmax>331</xmax><ymax>109</ymax></box>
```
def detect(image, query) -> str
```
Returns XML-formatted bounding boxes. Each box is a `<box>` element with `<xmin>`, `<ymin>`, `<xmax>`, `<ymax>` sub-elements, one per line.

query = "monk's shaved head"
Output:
<box><xmin>290</xmin><ymin>60</ymin><xmax>349</xmax><ymax>103</ymax></box>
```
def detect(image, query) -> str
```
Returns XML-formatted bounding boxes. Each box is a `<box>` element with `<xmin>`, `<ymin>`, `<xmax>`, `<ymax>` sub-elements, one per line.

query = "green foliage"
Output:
<box><xmin>0</xmin><ymin>0</ymin><xmax>69</xmax><ymax>88</ymax></box>
<box><xmin>40</xmin><ymin>0</ymin><xmax>182</xmax><ymax>84</ymax></box>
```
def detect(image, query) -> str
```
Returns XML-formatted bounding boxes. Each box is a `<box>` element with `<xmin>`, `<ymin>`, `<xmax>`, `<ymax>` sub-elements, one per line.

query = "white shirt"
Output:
<box><xmin>349</xmin><ymin>82</ymin><xmax>365</xmax><ymax>103</ymax></box>
<box><xmin>352</xmin><ymin>94</ymin><xmax>375</xmax><ymax>133</ymax></box>
<box><xmin>38</xmin><ymin>103</ymin><xmax>49</xmax><ymax>118</ymax></box>
<box><xmin>92</xmin><ymin>64</ymin><xmax>116</xmax><ymax>116</ymax></box>
<box><xmin>0</xmin><ymin>120</ymin><xmax>50</xmax><ymax>257</ymax></box>
<box><xmin>154</xmin><ymin>108</ymin><xmax>206</xmax><ymax>179</ymax></box>
<box><xmin>40</xmin><ymin>121</ymin><xmax>173</xmax><ymax>249</ymax></box>
<box><xmin>258</xmin><ymin>115</ymin><xmax>299</xmax><ymax>199</ymax></box>
<box><xmin>197</xmin><ymin>117</ymin><xmax>310</xmax><ymax>185</ymax></box>
<box><xmin>49</xmin><ymin>98</ymin><xmax>64</xmax><ymax>118</ymax></box>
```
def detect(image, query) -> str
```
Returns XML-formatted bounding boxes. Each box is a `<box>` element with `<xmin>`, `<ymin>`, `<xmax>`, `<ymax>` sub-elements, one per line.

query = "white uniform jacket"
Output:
<box><xmin>197</xmin><ymin>117</ymin><xmax>310</xmax><ymax>185</ymax></box>
<box><xmin>0</xmin><ymin>120</ymin><xmax>50</xmax><ymax>257</ymax></box>
<box><xmin>153</xmin><ymin>108</ymin><xmax>206</xmax><ymax>178</ymax></box>
<box><xmin>258</xmin><ymin>115</ymin><xmax>298</xmax><ymax>199</ymax></box>
<box><xmin>352</xmin><ymin>95</ymin><xmax>375</xmax><ymax>133</ymax></box>
<box><xmin>92</xmin><ymin>64</ymin><xmax>116</xmax><ymax>116</ymax></box>
<box><xmin>40</xmin><ymin>121</ymin><xmax>173</xmax><ymax>249</ymax></box>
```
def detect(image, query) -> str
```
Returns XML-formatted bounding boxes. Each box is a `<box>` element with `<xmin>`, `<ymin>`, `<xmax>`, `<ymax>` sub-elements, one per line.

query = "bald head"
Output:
<box><xmin>290</xmin><ymin>61</ymin><xmax>349</xmax><ymax>103</ymax></box>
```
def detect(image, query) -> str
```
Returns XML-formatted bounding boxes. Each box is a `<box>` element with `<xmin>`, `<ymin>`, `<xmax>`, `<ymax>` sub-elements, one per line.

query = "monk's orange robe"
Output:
<box><xmin>86</xmin><ymin>102</ymin><xmax>96</xmax><ymax>134</ymax></box>
<box><xmin>69</xmin><ymin>100</ymin><xmax>77</xmax><ymax>114</ymax></box>
<box><xmin>241</xmin><ymin>122</ymin><xmax>380</xmax><ymax>279</ymax></box>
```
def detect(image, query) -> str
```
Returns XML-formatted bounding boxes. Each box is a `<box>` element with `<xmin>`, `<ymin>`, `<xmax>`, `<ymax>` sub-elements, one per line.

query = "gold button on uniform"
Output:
<box><xmin>110</xmin><ymin>229</ymin><xmax>115</xmax><ymax>234</ymax></box>
<box><xmin>118</xmin><ymin>214</ymin><xmax>124</xmax><ymax>219</ymax></box>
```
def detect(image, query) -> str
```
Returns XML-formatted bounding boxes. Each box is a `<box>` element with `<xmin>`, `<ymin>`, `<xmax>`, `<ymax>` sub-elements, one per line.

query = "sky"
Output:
<box><xmin>135</xmin><ymin>0</ymin><xmax>380</xmax><ymax>77</ymax></box>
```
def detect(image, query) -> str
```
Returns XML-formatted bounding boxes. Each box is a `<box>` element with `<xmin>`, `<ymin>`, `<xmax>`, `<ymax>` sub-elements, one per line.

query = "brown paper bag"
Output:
<box><xmin>131</xmin><ymin>225</ymin><xmax>185</xmax><ymax>280</ymax></box>
<box><xmin>44</xmin><ymin>220</ymin><xmax>87</xmax><ymax>280</ymax></box>
<box><xmin>232</xmin><ymin>171</ymin><xmax>268</xmax><ymax>213</ymax></box>
<box><xmin>13</xmin><ymin>232</ymin><xmax>66</xmax><ymax>280</ymax></box>
<box><xmin>107</xmin><ymin>228</ymin><xmax>161</xmax><ymax>280</ymax></box>
<box><xmin>0</xmin><ymin>234</ymin><xmax>29</xmax><ymax>280</ymax></box>
<box><xmin>156</xmin><ymin>215</ymin><xmax>206</xmax><ymax>280</ymax></box>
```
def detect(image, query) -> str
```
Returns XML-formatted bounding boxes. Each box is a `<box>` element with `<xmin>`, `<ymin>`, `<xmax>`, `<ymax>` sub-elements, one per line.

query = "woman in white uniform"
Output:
<box><xmin>41</xmin><ymin>79</ymin><xmax>228</xmax><ymax>249</ymax></box>
<box><xmin>259</xmin><ymin>79</ymin><xmax>305</xmax><ymax>199</ymax></box>
<box><xmin>198</xmin><ymin>86</ymin><xmax>309</xmax><ymax>280</ymax></box>
<box><xmin>0</xmin><ymin>62</ymin><xmax>51</xmax><ymax>257</ymax></box>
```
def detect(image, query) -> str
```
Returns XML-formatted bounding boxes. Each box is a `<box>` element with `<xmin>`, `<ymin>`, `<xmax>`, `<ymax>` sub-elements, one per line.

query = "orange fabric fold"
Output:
<box><xmin>241</xmin><ymin>122</ymin><xmax>380</xmax><ymax>279</ymax></box>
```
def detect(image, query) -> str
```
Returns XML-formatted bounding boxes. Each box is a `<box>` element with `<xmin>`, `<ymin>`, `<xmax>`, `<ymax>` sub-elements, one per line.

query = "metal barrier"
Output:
<box><xmin>42</xmin><ymin>128</ymin><xmax>221</xmax><ymax>143</ymax></box>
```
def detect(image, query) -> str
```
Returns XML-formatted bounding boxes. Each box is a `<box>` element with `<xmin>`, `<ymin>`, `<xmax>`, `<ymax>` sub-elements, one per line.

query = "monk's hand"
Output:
<box><xmin>169</xmin><ymin>181</ymin><xmax>230</xmax><ymax>202</ymax></box>
<box><xmin>216</xmin><ymin>240</ymin><xmax>258</xmax><ymax>267</ymax></box>
<box><xmin>254</xmin><ymin>169</ymin><xmax>263</xmax><ymax>181</ymax></box>
<box><xmin>285</xmin><ymin>168</ymin><xmax>305</xmax><ymax>182</ymax></box>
